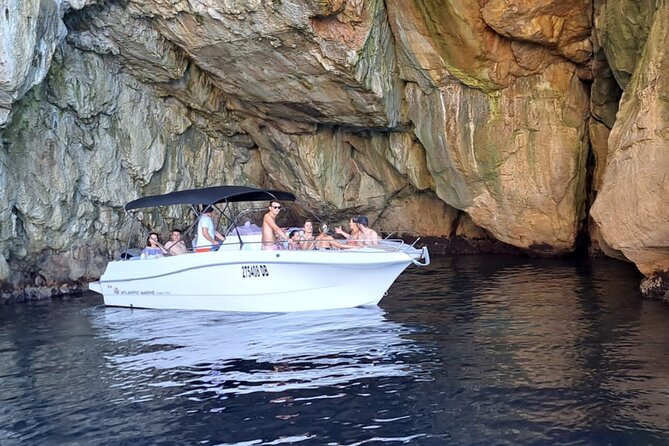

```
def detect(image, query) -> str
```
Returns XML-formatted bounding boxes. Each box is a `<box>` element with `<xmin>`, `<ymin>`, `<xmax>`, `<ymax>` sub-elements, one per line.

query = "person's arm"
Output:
<box><xmin>331</xmin><ymin>240</ymin><xmax>357</xmax><ymax>250</ymax></box>
<box><xmin>335</xmin><ymin>226</ymin><xmax>350</xmax><ymax>239</ymax></box>
<box><xmin>201</xmin><ymin>219</ymin><xmax>221</xmax><ymax>247</ymax></box>
<box><xmin>267</xmin><ymin>217</ymin><xmax>288</xmax><ymax>240</ymax></box>
<box><xmin>201</xmin><ymin>226</ymin><xmax>215</xmax><ymax>244</ymax></box>
<box><xmin>155</xmin><ymin>240</ymin><xmax>168</xmax><ymax>254</ymax></box>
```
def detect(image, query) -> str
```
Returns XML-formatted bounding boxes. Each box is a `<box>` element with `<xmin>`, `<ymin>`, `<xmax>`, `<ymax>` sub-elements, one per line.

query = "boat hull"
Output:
<box><xmin>90</xmin><ymin>245</ymin><xmax>425</xmax><ymax>312</ymax></box>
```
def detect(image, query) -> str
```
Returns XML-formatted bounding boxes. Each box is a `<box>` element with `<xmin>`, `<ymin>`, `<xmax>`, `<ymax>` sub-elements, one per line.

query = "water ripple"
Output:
<box><xmin>2</xmin><ymin>256</ymin><xmax>669</xmax><ymax>444</ymax></box>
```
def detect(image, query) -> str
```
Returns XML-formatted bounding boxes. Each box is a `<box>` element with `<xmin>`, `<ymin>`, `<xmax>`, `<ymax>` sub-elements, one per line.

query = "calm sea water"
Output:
<box><xmin>2</xmin><ymin>255</ymin><xmax>669</xmax><ymax>445</ymax></box>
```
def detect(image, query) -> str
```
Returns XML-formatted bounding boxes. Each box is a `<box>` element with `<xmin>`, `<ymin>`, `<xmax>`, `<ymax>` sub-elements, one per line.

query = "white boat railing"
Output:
<box><xmin>413</xmin><ymin>246</ymin><xmax>431</xmax><ymax>266</ymax></box>
<box><xmin>122</xmin><ymin>223</ymin><xmax>429</xmax><ymax>266</ymax></box>
<box><xmin>218</xmin><ymin>237</ymin><xmax>417</xmax><ymax>252</ymax></box>
<box><xmin>126</xmin><ymin>237</ymin><xmax>428</xmax><ymax>257</ymax></box>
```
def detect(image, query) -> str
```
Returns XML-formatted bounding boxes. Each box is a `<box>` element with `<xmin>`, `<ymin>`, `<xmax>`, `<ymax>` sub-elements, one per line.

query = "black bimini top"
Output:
<box><xmin>125</xmin><ymin>185</ymin><xmax>296</xmax><ymax>211</ymax></box>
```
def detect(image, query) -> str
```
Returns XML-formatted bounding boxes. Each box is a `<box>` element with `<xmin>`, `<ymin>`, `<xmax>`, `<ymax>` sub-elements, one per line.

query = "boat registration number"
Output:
<box><xmin>241</xmin><ymin>264</ymin><xmax>269</xmax><ymax>278</ymax></box>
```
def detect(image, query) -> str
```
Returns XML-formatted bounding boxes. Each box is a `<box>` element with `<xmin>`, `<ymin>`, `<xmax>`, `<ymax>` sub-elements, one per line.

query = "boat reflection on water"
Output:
<box><xmin>94</xmin><ymin>307</ymin><xmax>425</xmax><ymax>397</ymax></box>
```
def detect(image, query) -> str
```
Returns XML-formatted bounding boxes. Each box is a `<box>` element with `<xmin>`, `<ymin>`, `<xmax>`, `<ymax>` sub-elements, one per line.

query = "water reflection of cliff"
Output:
<box><xmin>95</xmin><ymin>307</ymin><xmax>424</xmax><ymax>396</ymax></box>
<box><xmin>385</xmin><ymin>256</ymin><xmax>669</xmax><ymax>439</ymax></box>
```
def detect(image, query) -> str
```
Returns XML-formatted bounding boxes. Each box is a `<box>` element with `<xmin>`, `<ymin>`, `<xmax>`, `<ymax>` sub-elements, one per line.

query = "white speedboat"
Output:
<box><xmin>89</xmin><ymin>186</ymin><xmax>430</xmax><ymax>312</ymax></box>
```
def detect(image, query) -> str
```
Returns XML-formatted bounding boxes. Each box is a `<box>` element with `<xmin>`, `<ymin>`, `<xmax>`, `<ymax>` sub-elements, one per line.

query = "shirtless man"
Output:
<box><xmin>355</xmin><ymin>215</ymin><xmax>379</xmax><ymax>246</ymax></box>
<box><xmin>335</xmin><ymin>217</ymin><xmax>361</xmax><ymax>246</ymax></box>
<box><xmin>164</xmin><ymin>229</ymin><xmax>188</xmax><ymax>255</ymax></box>
<box><xmin>262</xmin><ymin>201</ymin><xmax>289</xmax><ymax>249</ymax></box>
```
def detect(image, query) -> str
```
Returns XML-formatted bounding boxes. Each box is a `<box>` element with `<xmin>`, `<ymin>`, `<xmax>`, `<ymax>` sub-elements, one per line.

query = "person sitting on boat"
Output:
<box><xmin>262</xmin><ymin>201</ymin><xmax>289</xmax><ymax>250</ymax></box>
<box><xmin>195</xmin><ymin>206</ymin><xmax>225</xmax><ymax>253</ymax></box>
<box><xmin>140</xmin><ymin>232</ymin><xmax>166</xmax><ymax>259</ymax></box>
<box><xmin>164</xmin><ymin>228</ymin><xmax>187</xmax><ymax>255</ymax></box>
<box><xmin>335</xmin><ymin>216</ymin><xmax>362</xmax><ymax>246</ymax></box>
<box><xmin>298</xmin><ymin>219</ymin><xmax>316</xmax><ymax>250</ymax></box>
<box><xmin>287</xmin><ymin>230</ymin><xmax>302</xmax><ymax>250</ymax></box>
<box><xmin>355</xmin><ymin>215</ymin><xmax>379</xmax><ymax>246</ymax></box>
<box><xmin>314</xmin><ymin>223</ymin><xmax>356</xmax><ymax>250</ymax></box>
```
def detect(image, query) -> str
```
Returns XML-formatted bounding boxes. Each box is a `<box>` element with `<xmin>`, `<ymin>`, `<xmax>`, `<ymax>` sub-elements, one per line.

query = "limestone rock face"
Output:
<box><xmin>0</xmin><ymin>254</ymin><xmax>9</xmax><ymax>283</ymax></box>
<box><xmin>590</xmin><ymin>4</ymin><xmax>669</xmax><ymax>276</ymax></box>
<box><xmin>123</xmin><ymin>0</ymin><xmax>404</xmax><ymax>127</ymax></box>
<box><xmin>0</xmin><ymin>0</ymin><xmax>93</xmax><ymax>127</ymax></box>
<box><xmin>375</xmin><ymin>192</ymin><xmax>461</xmax><ymax>238</ymax></box>
<box><xmin>388</xmin><ymin>0</ymin><xmax>590</xmax><ymax>252</ymax></box>
<box><xmin>482</xmin><ymin>0</ymin><xmax>592</xmax><ymax>64</ymax></box>
<box><xmin>0</xmin><ymin>0</ymin><xmax>667</xmax><ymax>295</ymax></box>
<box><xmin>594</xmin><ymin>0</ymin><xmax>656</xmax><ymax>89</ymax></box>
<box><xmin>0</xmin><ymin>43</ymin><xmax>239</xmax><ymax>288</ymax></box>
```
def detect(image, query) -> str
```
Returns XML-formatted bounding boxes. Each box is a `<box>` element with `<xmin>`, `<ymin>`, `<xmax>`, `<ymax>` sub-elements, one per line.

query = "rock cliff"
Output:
<box><xmin>0</xmin><ymin>0</ymin><xmax>667</xmax><ymax>300</ymax></box>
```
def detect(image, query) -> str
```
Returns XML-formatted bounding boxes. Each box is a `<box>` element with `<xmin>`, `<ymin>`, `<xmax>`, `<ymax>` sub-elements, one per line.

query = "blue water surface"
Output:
<box><xmin>1</xmin><ymin>255</ymin><xmax>668</xmax><ymax>445</ymax></box>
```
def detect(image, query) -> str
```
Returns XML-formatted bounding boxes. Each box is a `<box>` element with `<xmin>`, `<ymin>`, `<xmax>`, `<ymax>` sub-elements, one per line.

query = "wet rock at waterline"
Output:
<box><xmin>640</xmin><ymin>272</ymin><xmax>669</xmax><ymax>304</ymax></box>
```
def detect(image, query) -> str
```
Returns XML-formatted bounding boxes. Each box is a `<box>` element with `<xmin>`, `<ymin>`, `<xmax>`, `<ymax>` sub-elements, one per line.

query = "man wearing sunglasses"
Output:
<box><xmin>262</xmin><ymin>201</ymin><xmax>289</xmax><ymax>249</ymax></box>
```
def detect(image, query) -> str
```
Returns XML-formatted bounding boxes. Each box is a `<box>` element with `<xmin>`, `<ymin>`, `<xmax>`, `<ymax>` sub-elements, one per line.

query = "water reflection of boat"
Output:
<box><xmin>96</xmin><ymin>307</ymin><xmax>421</xmax><ymax>394</ymax></box>
<box><xmin>89</xmin><ymin>186</ymin><xmax>430</xmax><ymax>313</ymax></box>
